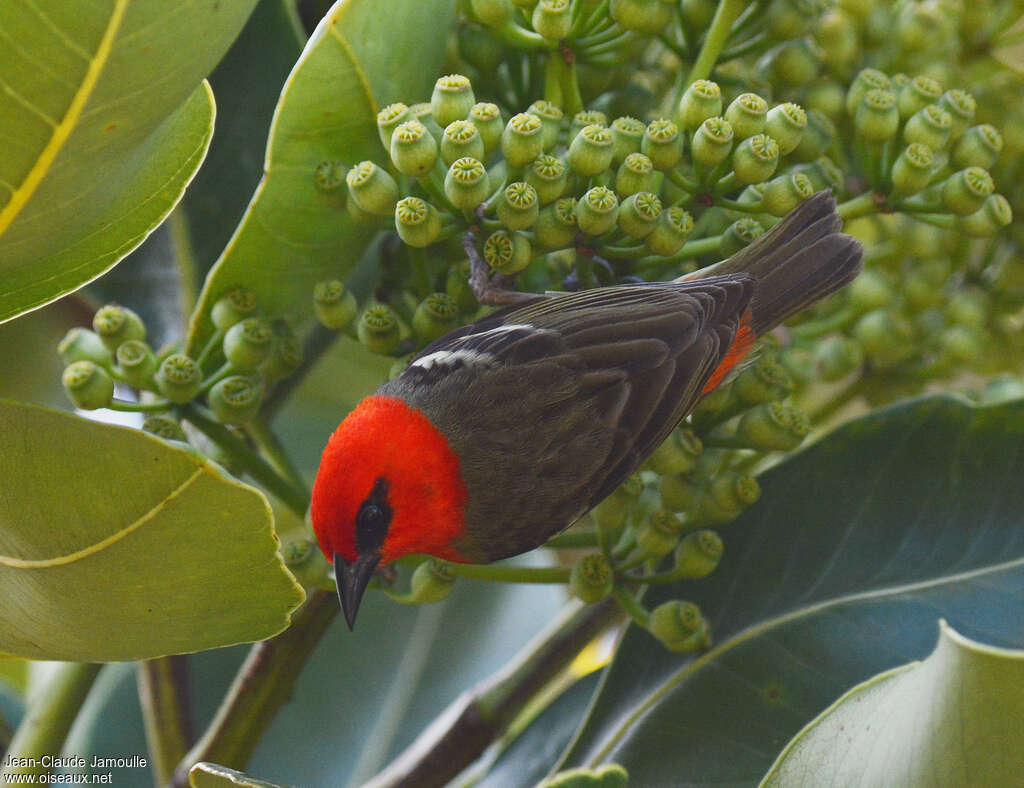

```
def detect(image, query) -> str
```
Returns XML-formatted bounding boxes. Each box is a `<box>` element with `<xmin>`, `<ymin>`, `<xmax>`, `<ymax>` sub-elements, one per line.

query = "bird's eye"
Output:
<box><xmin>358</xmin><ymin>503</ymin><xmax>383</xmax><ymax>528</ymax></box>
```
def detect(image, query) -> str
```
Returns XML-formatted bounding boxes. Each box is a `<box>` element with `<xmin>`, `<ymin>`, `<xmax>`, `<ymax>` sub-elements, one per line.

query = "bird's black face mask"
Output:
<box><xmin>334</xmin><ymin>477</ymin><xmax>392</xmax><ymax>629</ymax></box>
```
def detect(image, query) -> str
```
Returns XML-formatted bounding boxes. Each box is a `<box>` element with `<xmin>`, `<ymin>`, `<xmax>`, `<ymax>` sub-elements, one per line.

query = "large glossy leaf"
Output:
<box><xmin>185</xmin><ymin>0</ymin><xmax>456</xmax><ymax>355</ymax></box>
<box><xmin>0</xmin><ymin>0</ymin><xmax>259</xmax><ymax>323</ymax></box>
<box><xmin>0</xmin><ymin>400</ymin><xmax>304</xmax><ymax>661</ymax></box>
<box><xmin>557</xmin><ymin>395</ymin><xmax>1024</xmax><ymax>785</ymax></box>
<box><xmin>762</xmin><ymin>620</ymin><xmax>1024</xmax><ymax>786</ymax></box>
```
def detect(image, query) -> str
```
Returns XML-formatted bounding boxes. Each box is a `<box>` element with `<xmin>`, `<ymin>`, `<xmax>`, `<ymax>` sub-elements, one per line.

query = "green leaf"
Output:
<box><xmin>762</xmin><ymin>620</ymin><xmax>1024</xmax><ymax>786</ymax></box>
<box><xmin>557</xmin><ymin>395</ymin><xmax>1024</xmax><ymax>785</ymax></box>
<box><xmin>190</xmin><ymin>762</ymin><xmax>294</xmax><ymax>788</ymax></box>
<box><xmin>0</xmin><ymin>300</ymin><xmax>85</xmax><ymax>409</ymax></box>
<box><xmin>185</xmin><ymin>0</ymin><xmax>456</xmax><ymax>355</ymax></box>
<box><xmin>0</xmin><ymin>0</ymin><xmax>261</xmax><ymax>324</ymax></box>
<box><xmin>0</xmin><ymin>400</ymin><xmax>304</xmax><ymax>661</ymax></box>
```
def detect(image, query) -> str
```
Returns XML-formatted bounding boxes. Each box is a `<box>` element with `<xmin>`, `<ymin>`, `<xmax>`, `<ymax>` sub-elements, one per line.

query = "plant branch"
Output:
<box><xmin>443</xmin><ymin>562</ymin><xmax>572</xmax><ymax>584</ymax></box>
<box><xmin>686</xmin><ymin>0</ymin><xmax>750</xmax><ymax>84</ymax></box>
<box><xmin>137</xmin><ymin>657</ymin><xmax>193</xmax><ymax>786</ymax></box>
<box><xmin>170</xmin><ymin>590</ymin><xmax>339</xmax><ymax>788</ymax></box>
<box><xmin>1</xmin><ymin>663</ymin><xmax>102</xmax><ymax>783</ymax></box>
<box><xmin>360</xmin><ymin>598</ymin><xmax>621</xmax><ymax>788</ymax></box>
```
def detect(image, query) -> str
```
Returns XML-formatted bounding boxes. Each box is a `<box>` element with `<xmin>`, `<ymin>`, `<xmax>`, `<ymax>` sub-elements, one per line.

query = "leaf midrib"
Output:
<box><xmin>0</xmin><ymin>0</ymin><xmax>130</xmax><ymax>236</ymax></box>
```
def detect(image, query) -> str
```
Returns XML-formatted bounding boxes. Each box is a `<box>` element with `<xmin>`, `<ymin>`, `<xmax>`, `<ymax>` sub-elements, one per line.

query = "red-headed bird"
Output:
<box><xmin>312</xmin><ymin>192</ymin><xmax>862</xmax><ymax>628</ymax></box>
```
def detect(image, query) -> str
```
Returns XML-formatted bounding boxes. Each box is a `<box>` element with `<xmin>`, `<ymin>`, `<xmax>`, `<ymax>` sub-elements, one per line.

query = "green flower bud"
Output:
<box><xmin>640</xmin><ymin>118</ymin><xmax>683</xmax><ymax>170</ymax></box>
<box><xmin>952</xmin><ymin>125</ymin><xmax>1003</xmax><ymax>170</ymax></box>
<box><xmin>358</xmin><ymin>305</ymin><xmax>402</xmax><ymax>355</ymax></box>
<box><xmin>731</xmin><ymin>134</ymin><xmax>779</xmax><ymax>185</ymax></box>
<box><xmin>673</xmin><ymin>530</ymin><xmax>723</xmax><ymax>580</ymax></box>
<box><xmin>680</xmin><ymin>0</ymin><xmax>716</xmax><ymax>28</ymax></box>
<box><xmin>534</xmin><ymin>198</ymin><xmax>578</xmax><ymax>249</ymax></box>
<box><xmin>791</xmin><ymin>109</ymin><xmax>834</xmax><ymax>162</ymax></box>
<box><xmin>645</xmin><ymin>206</ymin><xmax>694</xmax><ymax>256</ymax></box>
<box><xmin>441</xmin><ymin>121</ymin><xmax>485</xmax><ymax>167</ymax></box>
<box><xmin>313</xmin><ymin>160</ymin><xmax>346</xmax><ymax>192</ymax></box>
<box><xmin>942</xmin><ymin>167</ymin><xmax>994</xmax><ymax>216</ymax></box>
<box><xmin>854</xmin><ymin>89</ymin><xmax>899</xmax><ymax>143</ymax></box>
<box><xmin>413</xmin><ymin>293</ymin><xmax>459</xmax><ymax>343</ymax></box>
<box><xmin>770</xmin><ymin>38</ymin><xmax>821</xmax><ymax>87</ymax></box>
<box><xmin>610</xmin><ymin>116</ymin><xmax>646</xmax><ymax>165</ymax></box>
<box><xmin>570</xmin><ymin>110</ymin><xmax>608</xmax><ymax>140</ymax></box>
<box><xmin>58</xmin><ymin>328</ymin><xmax>112</xmax><ymax>368</ymax></box>
<box><xmin>678</xmin><ymin>80</ymin><xmax>723</xmax><ymax>132</ymax></box>
<box><xmin>733</xmin><ymin>359</ymin><xmax>794</xmax><ymax>405</ymax></box>
<box><xmin>891</xmin><ymin>143</ymin><xmax>935</xmax><ymax>195</ymax></box>
<box><xmin>484</xmin><ymin>229</ymin><xmax>532</xmax><ymax>274</ymax></box>
<box><xmin>618</xmin><ymin>192</ymin><xmax>663</xmax><ymax>240</ymax></box>
<box><xmin>762</xmin><ymin>172</ymin><xmax>814</xmax><ymax>217</ymax></box>
<box><xmin>648</xmin><ymin>600</ymin><xmax>707</xmax><ymax>653</ymax></box>
<box><xmin>720</xmin><ymin>217</ymin><xmax>765</xmax><ymax>256</ymax></box>
<box><xmin>224</xmin><ymin>318</ymin><xmax>273</xmax><ymax>370</ymax></box>
<box><xmin>261</xmin><ymin>325</ymin><xmax>303</xmax><ymax>383</ymax></box>
<box><xmin>816</xmin><ymin>9</ymin><xmax>858</xmax><ymax>71</ymax></box>
<box><xmin>93</xmin><ymin>304</ymin><xmax>146</xmax><ymax>351</ymax></box>
<box><xmin>946</xmin><ymin>287</ymin><xmax>990</xmax><ymax>329</ymax></box>
<box><xmin>898</xmin><ymin>1</ymin><xmax>948</xmax><ymax>52</ymax></box>
<box><xmin>154</xmin><ymin>354</ymin><xmax>202</xmax><ymax>403</ymax></box>
<box><xmin>724</xmin><ymin>93</ymin><xmax>768</xmax><ymax>140</ymax></box>
<box><xmin>502</xmin><ymin>113</ymin><xmax>545</xmax><ymax>169</ymax></box>
<box><xmin>142</xmin><ymin>415</ymin><xmax>187</xmax><ymax>443</ymax></box>
<box><xmin>395</xmin><ymin>196</ymin><xmax>442</xmax><ymax>247</ymax></box>
<box><xmin>471</xmin><ymin>0</ymin><xmax>515</xmax><ymax>25</ymax></box>
<box><xmin>659</xmin><ymin>472</ymin><xmax>701</xmax><ymax>513</ymax></box>
<box><xmin>960</xmin><ymin>194</ymin><xmax>1012</xmax><ymax>237</ymax></box>
<box><xmin>637</xmin><ymin>509</ymin><xmax>684</xmax><ymax>559</ymax></box>
<box><xmin>569</xmin><ymin>124</ymin><xmax>615</xmax><ymax>177</ymax></box>
<box><xmin>390</xmin><ymin>120</ymin><xmax>440</xmax><ymax>177</ymax></box>
<box><xmin>813</xmin><ymin>335</ymin><xmax>864</xmax><ymax>381</ymax></box>
<box><xmin>691</xmin><ymin>117</ymin><xmax>734</xmax><ymax>170</ymax></box>
<box><xmin>431</xmin><ymin>74</ymin><xmax>476</xmax><ymax>128</ymax></box>
<box><xmin>853</xmin><ymin>308</ymin><xmax>916</xmax><ymax>367</ymax></box>
<box><xmin>707</xmin><ymin>472</ymin><xmax>761</xmax><ymax>520</ymax></box>
<box><xmin>845</xmin><ymin>68</ymin><xmax>890</xmax><ymax>117</ymax></box>
<box><xmin>792</xmin><ymin>157</ymin><xmax>844</xmax><ymax>192</ymax></box>
<box><xmin>903</xmin><ymin>104</ymin><xmax>952</xmax><ymax>151</ymax></box>
<box><xmin>526</xmin><ymin>100</ymin><xmax>564</xmax><ymax>150</ymax></box>
<box><xmin>497</xmin><ymin>181</ymin><xmax>540</xmax><ymax>231</ymax></box>
<box><xmin>898</xmin><ymin>75</ymin><xmax>943</xmax><ymax>120</ymax></box>
<box><xmin>470</xmin><ymin>102</ymin><xmax>504</xmax><ymax>156</ymax></box>
<box><xmin>767</xmin><ymin>0</ymin><xmax>818</xmax><ymax>38</ymax></box>
<box><xmin>575</xmin><ymin>186</ymin><xmax>619</xmax><ymax>236</ymax></box>
<box><xmin>410</xmin><ymin>559</ymin><xmax>457</xmax><ymax>603</ymax></box>
<box><xmin>457</xmin><ymin>23</ymin><xmax>505</xmax><ymax>74</ymax></box>
<box><xmin>532</xmin><ymin>0</ymin><xmax>572</xmax><ymax>39</ymax></box>
<box><xmin>208</xmin><ymin>376</ymin><xmax>262</xmax><ymax>426</ymax></box>
<box><xmin>444</xmin><ymin>157</ymin><xmax>491</xmax><ymax>211</ymax></box>
<box><xmin>736</xmin><ymin>401</ymin><xmax>810</xmax><ymax>451</ymax></box>
<box><xmin>62</xmin><ymin>360</ymin><xmax>114</xmax><ymax>410</ymax></box>
<box><xmin>346</xmin><ymin>160</ymin><xmax>400</xmax><ymax>216</ymax></box>
<box><xmin>614</xmin><ymin>152</ymin><xmax>656</xmax><ymax>197</ymax></box>
<box><xmin>525</xmin><ymin>154</ymin><xmax>568</xmax><ymax>205</ymax></box>
<box><xmin>377</xmin><ymin>102</ymin><xmax>411</xmax><ymax>151</ymax></box>
<box><xmin>115</xmin><ymin>339</ymin><xmax>156</xmax><ymax>388</ymax></box>
<box><xmin>609</xmin><ymin>0</ymin><xmax>671</xmax><ymax>33</ymax></box>
<box><xmin>765</xmin><ymin>103</ymin><xmax>806</xmax><ymax>156</ymax></box>
<box><xmin>804</xmin><ymin>81</ymin><xmax>846</xmax><ymax>123</ymax></box>
<box><xmin>938</xmin><ymin>90</ymin><xmax>976</xmax><ymax>140</ymax></box>
<box><xmin>647</xmin><ymin>427</ymin><xmax>702</xmax><ymax>475</ymax></box>
<box><xmin>313</xmin><ymin>280</ymin><xmax>359</xmax><ymax>330</ymax></box>
<box><xmin>569</xmin><ymin>553</ymin><xmax>614</xmax><ymax>603</ymax></box>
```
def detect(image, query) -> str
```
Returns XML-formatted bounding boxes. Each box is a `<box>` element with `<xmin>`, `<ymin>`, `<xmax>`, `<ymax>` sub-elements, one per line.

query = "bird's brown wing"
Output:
<box><xmin>383</xmin><ymin>277</ymin><xmax>754</xmax><ymax>562</ymax></box>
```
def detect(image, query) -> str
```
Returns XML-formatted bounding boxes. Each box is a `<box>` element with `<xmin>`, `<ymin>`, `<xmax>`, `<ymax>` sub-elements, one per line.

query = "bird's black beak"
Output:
<box><xmin>334</xmin><ymin>552</ymin><xmax>380</xmax><ymax>630</ymax></box>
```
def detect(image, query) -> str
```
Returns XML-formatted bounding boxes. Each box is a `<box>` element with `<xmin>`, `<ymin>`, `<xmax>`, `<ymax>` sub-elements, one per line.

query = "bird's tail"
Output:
<box><xmin>680</xmin><ymin>191</ymin><xmax>864</xmax><ymax>335</ymax></box>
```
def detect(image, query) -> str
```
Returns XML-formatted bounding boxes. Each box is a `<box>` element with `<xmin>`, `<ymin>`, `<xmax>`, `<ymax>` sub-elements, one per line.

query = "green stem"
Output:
<box><xmin>199</xmin><ymin>361</ymin><xmax>233</xmax><ymax>395</ymax></box>
<box><xmin>544</xmin><ymin>50</ymin><xmax>563</xmax><ymax>107</ymax></box>
<box><xmin>578</xmin><ymin>31</ymin><xmax>634</xmax><ymax>57</ymax></box>
<box><xmin>560</xmin><ymin>58</ymin><xmax>585</xmax><ymax>117</ymax></box>
<box><xmin>579</xmin><ymin>0</ymin><xmax>610</xmax><ymax>35</ymax></box>
<box><xmin>182</xmin><ymin>404</ymin><xmax>309</xmax><ymax>517</ymax></box>
<box><xmin>612</xmin><ymin>585</ymin><xmax>651</xmax><ymax>628</ymax></box>
<box><xmin>418</xmin><ymin>173</ymin><xmax>453</xmax><ymax>211</ymax></box>
<box><xmin>196</xmin><ymin>327</ymin><xmax>226</xmax><ymax>372</ymax></box>
<box><xmin>720</xmin><ymin>29</ymin><xmax>768</xmax><ymax>60</ymax></box>
<box><xmin>544</xmin><ymin>530</ymin><xmax>602</xmax><ymax>549</ymax></box>
<box><xmin>676</xmin><ymin>234</ymin><xmax>724</xmax><ymax>259</ymax></box>
<box><xmin>170</xmin><ymin>591</ymin><xmax>339</xmax><ymax>788</ymax></box>
<box><xmin>442</xmin><ymin>562</ymin><xmax>571</xmax><ymax>584</ymax></box>
<box><xmin>716</xmin><ymin>196</ymin><xmax>764</xmax><ymax>213</ymax></box>
<box><xmin>686</xmin><ymin>0</ymin><xmax>750</xmax><ymax>84</ymax></box>
<box><xmin>575</xmin><ymin>23</ymin><xmax>626</xmax><ymax>49</ymax></box>
<box><xmin>714</xmin><ymin>171</ymin><xmax>737</xmax><ymax>194</ymax></box>
<box><xmin>667</xmin><ymin>169</ymin><xmax>699</xmax><ymax>193</ymax></box>
<box><xmin>247</xmin><ymin>419</ymin><xmax>310</xmax><ymax>501</ymax></box>
<box><xmin>1</xmin><ymin>663</ymin><xmax>102</xmax><ymax>783</ymax></box>
<box><xmin>836</xmin><ymin>192</ymin><xmax>881</xmax><ymax>220</ymax></box>
<box><xmin>107</xmin><ymin>398</ymin><xmax>170</xmax><ymax>413</ymax></box>
<box><xmin>493</xmin><ymin>20</ymin><xmax>548</xmax><ymax>51</ymax></box>
<box><xmin>361</xmin><ymin>599</ymin><xmax>620</xmax><ymax>788</ymax></box>
<box><xmin>137</xmin><ymin>657</ymin><xmax>193</xmax><ymax>786</ymax></box>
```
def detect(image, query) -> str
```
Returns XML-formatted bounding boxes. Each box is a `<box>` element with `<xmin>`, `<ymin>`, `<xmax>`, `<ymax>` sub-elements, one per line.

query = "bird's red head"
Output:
<box><xmin>311</xmin><ymin>395</ymin><xmax>469</xmax><ymax>627</ymax></box>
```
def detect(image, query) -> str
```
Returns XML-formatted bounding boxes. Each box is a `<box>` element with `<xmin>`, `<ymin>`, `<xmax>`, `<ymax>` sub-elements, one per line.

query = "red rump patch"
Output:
<box><xmin>701</xmin><ymin>310</ymin><xmax>756</xmax><ymax>396</ymax></box>
<box><xmin>310</xmin><ymin>395</ymin><xmax>469</xmax><ymax>564</ymax></box>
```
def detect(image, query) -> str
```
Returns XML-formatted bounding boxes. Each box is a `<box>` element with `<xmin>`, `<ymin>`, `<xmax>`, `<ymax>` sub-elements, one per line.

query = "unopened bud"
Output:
<box><xmin>615</xmin><ymin>152</ymin><xmax>656</xmax><ymax>197</ymax></box>
<box><xmin>891</xmin><ymin>143</ymin><xmax>935</xmax><ymax>195</ymax></box>
<box><xmin>618</xmin><ymin>192</ymin><xmax>663</xmax><ymax>240</ymax></box>
<box><xmin>762</xmin><ymin>172</ymin><xmax>814</xmax><ymax>217</ymax></box>
<box><xmin>533</xmin><ymin>0</ymin><xmax>573</xmax><ymax>40</ymax></box>
<box><xmin>534</xmin><ymin>198</ymin><xmax>578</xmax><ymax>249</ymax></box>
<box><xmin>93</xmin><ymin>304</ymin><xmax>146</xmax><ymax>351</ymax></box>
<box><xmin>678</xmin><ymin>80</ymin><xmax>722</xmax><ymax>132</ymax></box>
<box><xmin>813</xmin><ymin>335</ymin><xmax>864</xmax><ymax>380</ymax></box>
<box><xmin>526</xmin><ymin>154</ymin><xmax>568</xmax><ymax>205</ymax></box>
<box><xmin>648</xmin><ymin>600</ymin><xmax>708</xmax><ymax>652</ymax></box>
<box><xmin>731</xmin><ymin>134</ymin><xmax>779</xmax><ymax>185</ymax></box>
<box><xmin>445</xmin><ymin>157</ymin><xmax>491</xmax><ymax>211</ymax></box>
<box><xmin>58</xmin><ymin>328</ymin><xmax>112</xmax><ymax>368</ymax></box>
<box><xmin>410</xmin><ymin>559</ymin><xmax>456</xmax><ymax>603</ymax></box>
<box><xmin>224</xmin><ymin>318</ymin><xmax>273</xmax><ymax>370</ymax></box>
<box><xmin>209</xmin><ymin>376</ymin><xmax>263</xmax><ymax>425</ymax></box>
<box><xmin>641</xmin><ymin>119</ymin><xmax>683</xmax><ymax>170</ymax></box>
<box><xmin>765</xmin><ymin>103</ymin><xmax>806</xmax><ymax>155</ymax></box>
<box><xmin>853</xmin><ymin>308</ymin><xmax>916</xmax><ymax>367</ymax></box>
<box><xmin>855</xmin><ymin>89</ymin><xmax>899</xmax><ymax>143</ymax></box>
<box><xmin>659</xmin><ymin>472</ymin><xmax>702</xmax><ymax>513</ymax></box>
<box><xmin>636</xmin><ymin>509</ymin><xmax>684</xmax><ymax>559</ymax></box>
<box><xmin>413</xmin><ymin>293</ymin><xmax>459</xmax><ymax>343</ymax></box>
<box><xmin>903</xmin><ymin>104</ymin><xmax>952</xmax><ymax>151</ymax></box>
<box><xmin>610</xmin><ymin>116</ymin><xmax>646</xmax><ymax>165</ymax></box>
<box><xmin>431</xmin><ymin>74</ymin><xmax>475</xmax><ymax>128</ymax></box>
<box><xmin>691</xmin><ymin>117</ymin><xmax>734</xmax><ymax>169</ymax></box>
<box><xmin>526</xmin><ymin>100</ymin><xmax>564</xmax><ymax>151</ymax></box>
<box><xmin>791</xmin><ymin>109</ymin><xmax>834</xmax><ymax>162</ymax></box>
<box><xmin>725</xmin><ymin>93</ymin><xmax>768</xmax><ymax>140</ymax></box>
<box><xmin>211</xmin><ymin>287</ymin><xmax>260</xmax><ymax>331</ymax></box>
<box><xmin>314</xmin><ymin>280</ymin><xmax>358</xmax><ymax>330</ymax></box>
<box><xmin>377</xmin><ymin>102</ymin><xmax>411</xmax><ymax>151</ymax></box>
<box><xmin>770</xmin><ymin>38</ymin><xmax>821</xmax><ymax>87</ymax></box>
<box><xmin>609</xmin><ymin>0</ymin><xmax>672</xmax><ymax>33</ymax></box>
<box><xmin>734</xmin><ymin>359</ymin><xmax>794</xmax><ymax>405</ymax></box>
<box><xmin>502</xmin><ymin>113</ymin><xmax>545</xmax><ymax>168</ymax></box>
<box><xmin>737</xmin><ymin>401</ymin><xmax>809</xmax><ymax>451</ymax></box>
<box><xmin>358</xmin><ymin>305</ymin><xmax>402</xmax><ymax>355</ymax></box>
<box><xmin>63</xmin><ymin>360</ymin><xmax>114</xmax><ymax>410</ymax></box>
<box><xmin>115</xmin><ymin>340</ymin><xmax>157</xmax><ymax>388</ymax></box>
<box><xmin>960</xmin><ymin>194</ymin><xmax>1012</xmax><ymax>237</ymax></box>
<box><xmin>570</xmin><ymin>553</ymin><xmax>614</xmax><ymax>603</ymax></box>
<box><xmin>938</xmin><ymin>89</ymin><xmax>976</xmax><ymax>140</ymax></box>
<box><xmin>390</xmin><ymin>120</ymin><xmax>439</xmax><ymax>177</ymax></box>
<box><xmin>570</xmin><ymin>110</ymin><xmax>608</xmax><ymax>140</ymax></box>
<box><xmin>142</xmin><ymin>415</ymin><xmax>187</xmax><ymax>443</ymax></box>
<box><xmin>484</xmin><ymin>229</ymin><xmax>532</xmax><ymax>274</ymax></box>
<box><xmin>673</xmin><ymin>529</ymin><xmax>723</xmax><ymax>579</ymax></box>
<box><xmin>395</xmin><ymin>196</ymin><xmax>442</xmax><ymax>247</ymax></box>
<box><xmin>645</xmin><ymin>206</ymin><xmax>693</xmax><ymax>256</ymax></box>
<box><xmin>569</xmin><ymin>124</ymin><xmax>615</xmax><ymax>177</ymax></box>
<box><xmin>497</xmin><ymin>182</ymin><xmax>540</xmax><ymax>231</ymax></box>
<box><xmin>647</xmin><ymin>427</ymin><xmax>702</xmax><ymax>475</ymax></box>
<box><xmin>720</xmin><ymin>217</ymin><xmax>765</xmax><ymax>256</ymax></box>
<box><xmin>941</xmin><ymin>167</ymin><xmax>994</xmax><ymax>216</ymax></box>
<box><xmin>441</xmin><ymin>120</ymin><xmax>485</xmax><ymax>167</ymax></box>
<box><xmin>952</xmin><ymin>124</ymin><xmax>1003</xmax><ymax>170</ymax></box>
<box><xmin>155</xmin><ymin>354</ymin><xmax>202</xmax><ymax>403</ymax></box>
<box><xmin>575</xmin><ymin>186</ymin><xmax>619</xmax><ymax>236</ymax></box>
<box><xmin>846</xmin><ymin>68</ymin><xmax>890</xmax><ymax>117</ymax></box>
<box><xmin>898</xmin><ymin>75</ymin><xmax>943</xmax><ymax>120</ymax></box>
<box><xmin>470</xmin><ymin>102</ymin><xmax>504</xmax><ymax>156</ymax></box>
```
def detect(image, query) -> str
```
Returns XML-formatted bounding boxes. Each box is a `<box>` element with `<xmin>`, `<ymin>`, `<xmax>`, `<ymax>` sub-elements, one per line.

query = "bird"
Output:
<box><xmin>311</xmin><ymin>191</ymin><xmax>863</xmax><ymax>628</ymax></box>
